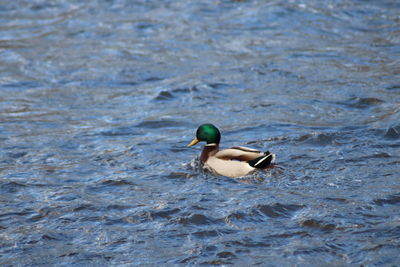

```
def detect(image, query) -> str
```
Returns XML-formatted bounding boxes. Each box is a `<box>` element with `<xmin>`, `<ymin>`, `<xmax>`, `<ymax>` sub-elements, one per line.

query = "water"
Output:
<box><xmin>1</xmin><ymin>0</ymin><xmax>400</xmax><ymax>265</ymax></box>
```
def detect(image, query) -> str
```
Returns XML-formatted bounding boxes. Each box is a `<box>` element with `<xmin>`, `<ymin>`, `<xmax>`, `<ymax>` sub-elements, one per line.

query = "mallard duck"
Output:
<box><xmin>188</xmin><ymin>124</ymin><xmax>275</xmax><ymax>178</ymax></box>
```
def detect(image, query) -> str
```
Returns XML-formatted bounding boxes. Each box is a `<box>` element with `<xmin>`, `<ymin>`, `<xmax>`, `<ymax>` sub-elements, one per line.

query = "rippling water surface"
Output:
<box><xmin>1</xmin><ymin>0</ymin><xmax>400</xmax><ymax>265</ymax></box>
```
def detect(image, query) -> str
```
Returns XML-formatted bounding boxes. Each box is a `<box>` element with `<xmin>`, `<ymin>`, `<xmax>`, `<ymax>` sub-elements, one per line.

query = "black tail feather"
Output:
<box><xmin>248</xmin><ymin>152</ymin><xmax>274</xmax><ymax>169</ymax></box>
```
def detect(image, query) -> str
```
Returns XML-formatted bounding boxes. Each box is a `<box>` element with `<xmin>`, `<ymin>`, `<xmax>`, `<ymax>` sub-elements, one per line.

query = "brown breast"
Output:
<box><xmin>200</xmin><ymin>144</ymin><xmax>219</xmax><ymax>163</ymax></box>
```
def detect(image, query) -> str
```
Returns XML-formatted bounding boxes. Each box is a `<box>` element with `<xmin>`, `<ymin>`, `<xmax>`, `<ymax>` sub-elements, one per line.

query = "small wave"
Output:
<box><xmin>153</xmin><ymin>90</ymin><xmax>174</xmax><ymax>101</ymax></box>
<box><xmin>0</xmin><ymin>181</ymin><xmax>27</xmax><ymax>193</ymax></box>
<box><xmin>225</xmin><ymin>203</ymin><xmax>304</xmax><ymax>227</ymax></box>
<box><xmin>153</xmin><ymin>86</ymin><xmax>198</xmax><ymax>101</ymax></box>
<box><xmin>135</xmin><ymin>119</ymin><xmax>189</xmax><ymax>129</ymax></box>
<box><xmin>300</xmin><ymin>219</ymin><xmax>336</xmax><ymax>231</ymax></box>
<box><xmin>373</xmin><ymin>193</ymin><xmax>400</xmax><ymax>206</ymax></box>
<box><xmin>337</xmin><ymin>97</ymin><xmax>384</xmax><ymax>109</ymax></box>
<box><xmin>100</xmin><ymin>179</ymin><xmax>136</xmax><ymax>186</ymax></box>
<box><xmin>255</xmin><ymin>203</ymin><xmax>305</xmax><ymax>218</ymax></box>
<box><xmin>150</xmin><ymin>208</ymin><xmax>181</xmax><ymax>220</ymax></box>
<box><xmin>191</xmin><ymin>230</ymin><xmax>219</xmax><ymax>239</ymax></box>
<box><xmin>384</xmin><ymin>127</ymin><xmax>400</xmax><ymax>139</ymax></box>
<box><xmin>100</xmin><ymin>126</ymin><xmax>138</xmax><ymax>137</ymax></box>
<box><xmin>174</xmin><ymin>213</ymin><xmax>220</xmax><ymax>226</ymax></box>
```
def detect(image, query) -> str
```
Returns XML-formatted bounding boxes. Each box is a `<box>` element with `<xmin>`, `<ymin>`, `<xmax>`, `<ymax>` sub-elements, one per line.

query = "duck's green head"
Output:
<box><xmin>188</xmin><ymin>124</ymin><xmax>221</xmax><ymax>146</ymax></box>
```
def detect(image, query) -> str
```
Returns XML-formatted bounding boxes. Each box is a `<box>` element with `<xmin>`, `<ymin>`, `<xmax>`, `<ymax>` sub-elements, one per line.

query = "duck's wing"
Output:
<box><xmin>247</xmin><ymin>152</ymin><xmax>275</xmax><ymax>168</ymax></box>
<box><xmin>214</xmin><ymin>146</ymin><xmax>264</xmax><ymax>161</ymax></box>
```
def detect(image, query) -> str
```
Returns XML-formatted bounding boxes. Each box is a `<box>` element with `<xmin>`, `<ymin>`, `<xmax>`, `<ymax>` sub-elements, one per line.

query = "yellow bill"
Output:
<box><xmin>187</xmin><ymin>137</ymin><xmax>199</xmax><ymax>147</ymax></box>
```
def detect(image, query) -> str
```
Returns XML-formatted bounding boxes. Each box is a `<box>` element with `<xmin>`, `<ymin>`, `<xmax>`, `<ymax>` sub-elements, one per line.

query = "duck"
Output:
<box><xmin>188</xmin><ymin>124</ymin><xmax>275</xmax><ymax>178</ymax></box>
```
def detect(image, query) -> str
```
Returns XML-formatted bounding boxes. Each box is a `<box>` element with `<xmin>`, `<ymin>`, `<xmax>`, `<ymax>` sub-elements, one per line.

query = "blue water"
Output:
<box><xmin>1</xmin><ymin>0</ymin><xmax>400</xmax><ymax>265</ymax></box>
